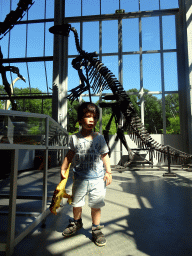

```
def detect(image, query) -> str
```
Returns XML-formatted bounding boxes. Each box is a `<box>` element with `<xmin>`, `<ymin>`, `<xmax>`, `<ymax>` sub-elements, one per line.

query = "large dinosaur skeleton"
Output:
<box><xmin>50</xmin><ymin>24</ymin><xmax>192</xmax><ymax>166</ymax></box>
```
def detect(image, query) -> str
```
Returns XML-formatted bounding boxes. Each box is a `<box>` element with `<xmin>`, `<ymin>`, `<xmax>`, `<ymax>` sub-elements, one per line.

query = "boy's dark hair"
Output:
<box><xmin>78</xmin><ymin>102</ymin><xmax>100</xmax><ymax>122</ymax></box>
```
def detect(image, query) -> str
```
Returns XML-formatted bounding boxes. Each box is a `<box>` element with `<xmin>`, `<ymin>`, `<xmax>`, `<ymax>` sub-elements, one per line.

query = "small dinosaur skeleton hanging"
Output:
<box><xmin>0</xmin><ymin>47</ymin><xmax>26</xmax><ymax>110</ymax></box>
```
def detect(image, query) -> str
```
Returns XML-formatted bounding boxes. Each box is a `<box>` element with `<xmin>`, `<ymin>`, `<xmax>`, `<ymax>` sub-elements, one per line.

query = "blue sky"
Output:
<box><xmin>0</xmin><ymin>0</ymin><xmax>179</xmax><ymax>102</ymax></box>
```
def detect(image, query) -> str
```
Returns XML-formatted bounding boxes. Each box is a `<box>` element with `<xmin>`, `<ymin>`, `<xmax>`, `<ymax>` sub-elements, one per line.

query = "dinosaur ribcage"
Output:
<box><xmin>84</xmin><ymin>56</ymin><xmax>191</xmax><ymax>164</ymax></box>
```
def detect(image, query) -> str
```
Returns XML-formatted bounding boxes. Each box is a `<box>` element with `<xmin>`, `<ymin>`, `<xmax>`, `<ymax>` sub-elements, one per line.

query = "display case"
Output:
<box><xmin>0</xmin><ymin>109</ymin><xmax>69</xmax><ymax>255</ymax></box>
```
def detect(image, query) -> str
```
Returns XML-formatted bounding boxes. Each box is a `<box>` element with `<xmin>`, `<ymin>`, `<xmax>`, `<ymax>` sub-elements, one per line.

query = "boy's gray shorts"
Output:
<box><xmin>71</xmin><ymin>177</ymin><xmax>106</xmax><ymax>208</ymax></box>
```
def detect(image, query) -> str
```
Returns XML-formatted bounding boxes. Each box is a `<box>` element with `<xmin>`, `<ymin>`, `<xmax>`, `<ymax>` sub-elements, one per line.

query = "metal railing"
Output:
<box><xmin>0</xmin><ymin>109</ymin><xmax>69</xmax><ymax>255</ymax></box>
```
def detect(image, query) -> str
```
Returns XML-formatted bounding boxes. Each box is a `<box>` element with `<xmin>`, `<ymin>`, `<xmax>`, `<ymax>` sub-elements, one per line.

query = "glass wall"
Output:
<box><xmin>66</xmin><ymin>0</ymin><xmax>179</xmax><ymax>134</ymax></box>
<box><xmin>0</xmin><ymin>0</ymin><xmax>180</xmax><ymax>134</ymax></box>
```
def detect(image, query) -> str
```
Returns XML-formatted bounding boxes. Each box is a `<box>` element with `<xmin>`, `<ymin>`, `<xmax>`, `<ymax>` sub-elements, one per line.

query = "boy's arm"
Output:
<box><xmin>101</xmin><ymin>153</ymin><xmax>112</xmax><ymax>186</ymax></box>
<box><xmin>61</xmin><ymin>149</ymin><xmax>75</xmax><ymax>179</ymax></box>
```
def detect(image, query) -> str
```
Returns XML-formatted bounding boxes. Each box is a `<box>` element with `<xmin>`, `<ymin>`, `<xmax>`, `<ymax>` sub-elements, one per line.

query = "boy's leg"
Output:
<box><xmin>73</xmin><ymin>207</ymin><xmax>82</xmax><ymax>220</ymax></box>
<box><xmin>91</xmin><ymin>208</ymin><xmax>101</xmax><ymax>225</ymax></box>
<box><xmin>88</xmin><ymin>179</ymin><xmax>106</xmax><ymax>246</ymax></box>
<box><xmin>91</xmin><ymin>208</ymin><xmax>106</xmax><ymax>247</ymax></box>
<box><xmin>62</xmin><ymin>179</ymin><xmax>87</xmax><ymax>237</ymax></box>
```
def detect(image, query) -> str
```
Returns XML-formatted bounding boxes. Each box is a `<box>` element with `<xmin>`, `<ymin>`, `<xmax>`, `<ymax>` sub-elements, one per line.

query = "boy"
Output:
<box><xmin>61</xmin><ymin>102</ymin><xmax>112</xmax><ymax>246</ymax></box>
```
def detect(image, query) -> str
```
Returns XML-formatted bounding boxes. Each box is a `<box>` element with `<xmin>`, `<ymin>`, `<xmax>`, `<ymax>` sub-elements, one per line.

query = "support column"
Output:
<box><xmin>177</xmin><ymin>0</ymin><xmax>192</xmax><ymax>153</ymax></box>
<box><xmin>185</xmin><ymin>0</ymin><xmax>192</xmax><ymax>153</ymax></box>
<box><xmin>52</xmin><ymin>0</ymin><xmax>68</xmax><ymax>130</ymax></box>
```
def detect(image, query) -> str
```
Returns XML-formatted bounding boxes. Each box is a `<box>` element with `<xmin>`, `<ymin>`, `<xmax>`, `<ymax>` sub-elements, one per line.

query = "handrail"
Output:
<box><xmin>0</xmin><ymin>109</ymin><xmax>69</xmax><ymax>255</ymax></box>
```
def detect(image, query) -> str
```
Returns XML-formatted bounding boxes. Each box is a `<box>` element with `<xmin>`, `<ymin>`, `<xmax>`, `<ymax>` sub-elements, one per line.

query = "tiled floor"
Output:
<box><xmin>1</xmin><ymin>165</ymin><xmax>192</xmax><ymax>255</ymax></box>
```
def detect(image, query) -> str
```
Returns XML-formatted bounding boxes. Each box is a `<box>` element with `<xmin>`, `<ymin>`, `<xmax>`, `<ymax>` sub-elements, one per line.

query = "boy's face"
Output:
<box><xmin>80</xmin><ymin>111</ymin><xmax>98</xmax><ymax>130</ymax></box>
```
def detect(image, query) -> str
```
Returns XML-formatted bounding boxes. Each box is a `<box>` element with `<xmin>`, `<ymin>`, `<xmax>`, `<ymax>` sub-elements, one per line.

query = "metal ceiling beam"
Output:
<box><xmin>16</xmin><ymin>8</ymin><xmax>179</xmax><ymax>25</ymax></box>
<box><xmin>0</xmin><ymin>95</ymin><xmax>52</xmax><ymax>100</ymax></box>
<box><xmin>1</xmin><ymin>56</ymin><xmax>53</xmax><ymax>64</ymax></box>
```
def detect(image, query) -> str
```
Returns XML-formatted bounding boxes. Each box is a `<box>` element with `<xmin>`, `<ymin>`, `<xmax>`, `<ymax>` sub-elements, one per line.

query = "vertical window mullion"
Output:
<box><xmin>79</xmin><ymin>0</ymin><xmax>83</xmax><ymax>104</ymax></box>
<box><xmin>8</xmin><ymin>0</ymin><xmax>13</xmax><ymax>84</ymax></box>
<box><xmin>79</xmin><ymin>20</ymin><xmax>83</xmax><ymax>104</ymax></box>
<box><xmin>139</xmin><ymin>16</ymin><xmax>144</xmax><ymax>125</ymax></box>
<box><xmin>44</xmin><ymin>0</ymin><xmax>49</xmax><ymax>94</ymax></box>
<box><xmin>99</xmin><ymin>20</ymin><xmax>102</xmax><ymax>134</ymax></box>
<box><xmin>118</xmin><ymin>18</ymin><xmax>123</xmax><ymax>84</ymax></box>
<box><xmin>81</xmin><ymin>0</ymin><xmax>83</xmax><ymax>17</ymax></box>
<box><xmin>159</xmin><ymin>15</ymin><xmax>166</xmax><ymax>134</ymax></box>
<box><xmin>25</xmin><ymin>9</ymin><xmax>31</xmax><ymax>94</ymax></box>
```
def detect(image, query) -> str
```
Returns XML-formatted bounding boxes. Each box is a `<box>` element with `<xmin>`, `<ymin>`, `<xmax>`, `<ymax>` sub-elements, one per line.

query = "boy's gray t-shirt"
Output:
<box><xmin>69</xmin><ymin>132</ymin><xmax>109</xmax><ymax>179</ymax></box>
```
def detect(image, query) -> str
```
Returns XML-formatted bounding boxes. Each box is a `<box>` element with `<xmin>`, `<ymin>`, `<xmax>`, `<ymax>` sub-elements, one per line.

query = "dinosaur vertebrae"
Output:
<box><xmin>70</xmin><ymin>27</ymin><xmax>192</xmax><ymax>165</ymax></box>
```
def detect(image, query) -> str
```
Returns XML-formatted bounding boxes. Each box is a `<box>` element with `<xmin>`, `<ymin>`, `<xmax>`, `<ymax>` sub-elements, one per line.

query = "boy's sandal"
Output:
<box><xmin>92</xmin><ymin>225</ymin><xmax>106</xmax><ymax>246</ymax></box>
<box><xmin>62</xmin><ymin>219</ymin><xmax>83</xmax><ymax>237</ymax></box>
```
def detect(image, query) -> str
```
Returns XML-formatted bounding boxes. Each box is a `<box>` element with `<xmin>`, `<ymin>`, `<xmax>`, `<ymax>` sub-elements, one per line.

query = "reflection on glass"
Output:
<box><xmin>142</xmin><ymin>17</ymin><xmax>160</xmax><ymax>51</ymax></box>
<box><xmin>28</xmin><ymin>1</ymin><xmax>45</xmax><ymax>20</ymax></box>
<box><xmin>102</xmin><ymin>20</ymin><xmax>118</xmax><ymax>53</ymax></box>
<box><xmin>160</xmin><ymin>0</ymin><xmax>179</xmax><ymax>10</ymax></box>
<box><xmin>48</xmin><ymin>119</ymin><xmax>68</xmax><ymax>146</ymax></box>
<box><xmin>143</xmin><ymin>53</ymin><xmax>161</xmax><ymax>91</ymax></box>
<box><xmin>123</xmin><ymin>55</ymin><xmax>140</xmax><ymax>91</ymax></box>
<box><xmin>123</xmin><ymin>19</ymin><xmax>139</xmax><ymax>52</ymax></box>
<box><xmin>45</xmin><ymin>61</ymin><xmax>53</xmax><ymax>93</ymax></box>
<box><xmin>0</xmin><ymin>116</ymin><xmax>46</xmax><ymax>145</ymax></box>
<box><xmin>83</xmin><ymin>22</ymin><xmax>99</xmax><ymax>53</ymax></box>
<box><xmin>28</xmin><ymin>24</ymin><xmax>44</xmax><ymax>57</ymax></box>
<box><xmin>121</xmin><ymin>0</ymin><xmax>139</xmax><ymax>12</ymax></box>
<box><xmin>162</xmin><ymin>16</ymin><xmax>176</xmax><ymax>50</ymax></box>
<box><xmin>0</xmin><ymin>1</ymin><xmax>10</xmax><ymax>22</ymax></box>
<box><xmin>144</xmin><ymin>94</ymin><xmax>163</xmax><ymax>134</ymax></box>
<box><xmin>140</xmin><ymin>0</ymin><xmax>159</xmax><ymax>11</ymax></box>
<box><xmin>65</xmin><ymin>0</ymin><xmax>81</xmax><ymax>17</ymax></box>
<box><xmin>82</xmin><ymin>0</ymin><xmax>100</xmax><ymax>15</ymax></box>
<box><xmin>127</xmin><ymin>88</ymin><xmax>141</xmax><ymax>117</ymax></box>
<box><xmin>10</xmin><ymin>25</ymin><xmax>26</xmax><ymax>58</ymax></box>
<box><xmin>101</xmin><ymin>0</ymin><xmax>119</xmax><ymax>14</ymax></box>
<box><xmin>27</xmin><ymin>62</ymin><xmax>47</xmax><ymax>92</ymax></box>
<box><xmin>45</xmin><ymin>22</ymin><xmax>54</xmax><ymax>56</ymax></box>
<box><xmin>164</xmin><ymin>52</ymin><xmax>178</xmax><ymax>91</ymax></box>
<box><xmin>46</xmin><ymin>1</ymin><xmax>54</xmax><ymax>18</ymax></box>
<box><xmin>0</xmin><ymin>115</ymin><xmax>68</xmax><ymax>145</ymax></box>
<box><xmin>165</xmin><ymin>93</ymin><xmax>180</xmax><ymax>134</ymax></box>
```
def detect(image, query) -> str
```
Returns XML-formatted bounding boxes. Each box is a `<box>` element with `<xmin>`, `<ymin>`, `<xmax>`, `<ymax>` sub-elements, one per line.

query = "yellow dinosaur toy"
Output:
<box><xmin>50</xmin><ymin>163</ymin><xmax>72</xmax><ymax>215</ymax></box>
